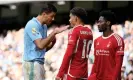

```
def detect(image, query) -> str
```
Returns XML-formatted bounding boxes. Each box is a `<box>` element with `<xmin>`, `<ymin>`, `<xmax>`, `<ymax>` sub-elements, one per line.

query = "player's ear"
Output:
<box><xmin>42</xmin><ymin>12</ymin><xmax>47</xmax><ymax>16</ymax></box>
<box><xmin>107</xmin><ymin>21</ymin><xmax>111</xmax><ymax>25</ymax></box>
<box><xmin>75</xmin><ymin>16</ymin><xmax>78</xmax><ymax>22</ymax></box>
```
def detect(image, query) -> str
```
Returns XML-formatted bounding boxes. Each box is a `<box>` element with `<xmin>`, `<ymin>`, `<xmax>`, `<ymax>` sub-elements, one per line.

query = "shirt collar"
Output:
<box><xmin>32</xmin><ymin>17</ymin><xmax>46</xmax><ymax>29</ymax></box>
<box><xmin>32</xmin><ymin>17</ymin><xmax>42</xmax><ymax>26</ymax></box>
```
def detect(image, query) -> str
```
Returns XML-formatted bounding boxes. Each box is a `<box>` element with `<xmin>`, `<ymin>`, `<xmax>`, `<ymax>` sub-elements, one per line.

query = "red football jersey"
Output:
<box><xmin>90</xmin><ymin>33</ymin><xmax>124</xmax><ymax>80</ymax></box>
<box><xmin>57</xmin><ymin>25</ymin><xmax>93</xmax><ymax>79</ymax></box>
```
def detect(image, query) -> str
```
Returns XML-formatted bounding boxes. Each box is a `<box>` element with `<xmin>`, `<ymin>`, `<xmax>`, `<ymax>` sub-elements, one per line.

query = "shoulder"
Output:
<box><xmin>26</xmin><ymin>19</ymin><xmax>38</xmax><ymax>27</ymax></box>
<box><xmin>77</xmin><ymin>25</ymin><xmax>93</xmax><ymax>33</ymax></box>
<box><xmin>94</xmin><ymin>36</ymin><xmax>102</xmax><ymax>43</ymax></box>
<box><xmin>74</xmin><ymin>26</ymin><xmax>81</xmax><ymax>31</ymax></box>
<box><xmin>25</xmin><ymin>19</ymin><xmax>38</xmax><ymax>30</ymax></box>
<box><xmin>95</xmin><ymin>36</ymin><xmax>102</xmax><ymax>41</ymax></box>
<box><xmin>72</xmin><ymin>25</ymin><xmax>87</xmax><ymax>33</ymax></box>
<box><xmin>113</xmin><ymin>33</ymin><xmax>123</xmax><ymax>39</ymax></box>
<box><xmin>112</xmin><ymin>33</ymin><xmax>124</xmax><ymax>46</ymax></box>
<box><xmin>69</xmin><ymin>26</ymin><xmax>80</xmax><ymax>34</ymax></box>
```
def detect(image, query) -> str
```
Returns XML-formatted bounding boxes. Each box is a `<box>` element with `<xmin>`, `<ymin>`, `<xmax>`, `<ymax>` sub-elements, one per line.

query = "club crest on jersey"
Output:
<box><xmin>119</xmin><ymin>47</ymin><xmax>123</xmax><ymax>51</ymax></box>
<box><xmin>107</xmin><ymin>41</ymin><xmax>111</xmax><ymax>47</ymax></box>
<box><xmin>97</xmin><ymin>42</ymin><xmax>99</xmax><ymax>45</ymax></box>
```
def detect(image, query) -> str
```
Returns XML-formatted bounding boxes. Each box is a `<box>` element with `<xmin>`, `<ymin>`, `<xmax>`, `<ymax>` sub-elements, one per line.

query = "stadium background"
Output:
<box><xmin>0</xmin><ymin>1</ymin><xmax>133</xmax><ymax>80</ymax></box>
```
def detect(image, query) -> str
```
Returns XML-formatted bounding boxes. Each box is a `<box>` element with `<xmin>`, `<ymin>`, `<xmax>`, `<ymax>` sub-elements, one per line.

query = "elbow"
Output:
<box><xmin>34</xmin><ymin>39</ymin><xmax>47</xmax><ymax>50</ymax></box>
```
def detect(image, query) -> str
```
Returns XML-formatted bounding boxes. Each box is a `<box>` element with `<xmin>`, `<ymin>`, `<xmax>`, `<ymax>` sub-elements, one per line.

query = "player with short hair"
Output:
<box><xmin>88</xmin><ymin>10</ymin><xmax>124</xmax><ymax>80</ymax></box>
<box><xmin>23</xmin><ymin>3</ymin><xmax>68</xmax><ymax>80</ymax></box>
<box><xmin>56</xmin><ymin>7</ymin><xmax>93</xmax><ymax>80</ymax></box>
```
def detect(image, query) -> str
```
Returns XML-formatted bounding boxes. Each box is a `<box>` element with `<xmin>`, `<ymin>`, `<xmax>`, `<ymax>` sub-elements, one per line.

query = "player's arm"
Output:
<box><xmin>46</xmin><ymin>36</ymin><xmax>56</xmax><ymax>52</ymax></box>
<box><xmin>56</xmin><ymin>28</ymin><xmax>79</xmax><ymax>79</ymax></box>
<box><xmin>34</xmin><ymin>27</ymin><xmax>68</xmax><ymax>50</ymax></box>
<box><xmin>46</xmin><ymin>26</ymin><xmax>70</xmax><ymax>51</ymax></box>
<box><xmin>88</xmin><ymin>61</ymin><xmax>97</xmax><ymax>80</ymax></box>
<box><xmin>88</xmin><ymin>40</ymin><xmax>97</xmax><ymax>80</ymax></box>
<box><xmin>114</xmin><ymin>55</ymin><xmax>123</xmax><ymax>80</ymax></box>
<box><xmin>26</xmin><ymin>22</ymin><xmax>68</xmax><ymax>50</ymax></box>
<box><xmin>34</xmin><ymin>31</ymin><xmax>56</xmax><ymax>50</ymax></box>
<box><xmin>113</xmin><ymin>38</ymin><xmax>124</xmax><ymax>80</ymax></box>
<box><xmin>90</xmin><ymin>60</ymin><xmax>96</xmax><ymax>75</ymax></box>
<box><xmin>90</xmin><ymin>39</ymin><xmax>97</xmax><ymax>75</ymax></box>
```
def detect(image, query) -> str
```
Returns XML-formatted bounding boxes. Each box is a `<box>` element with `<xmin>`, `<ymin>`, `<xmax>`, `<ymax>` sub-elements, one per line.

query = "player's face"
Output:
<box><xmin>42</xmin><ymin>12</ymin><xmax>56</xmax><ymax>25</ymax></box>
<box><xmin>69</xmin><ymin>13</ymin><xmax>76</xmax><ymax>27</ymax></box>
<box><xmin>97</xmin><ymin>16</ymin><xmax>107</xmax><ymax>32</ymax></box>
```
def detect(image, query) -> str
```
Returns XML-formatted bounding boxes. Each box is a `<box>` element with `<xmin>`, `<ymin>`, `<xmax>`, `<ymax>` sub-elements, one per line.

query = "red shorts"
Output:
<box><xmin>67</xmin><ymin>75</ymin><xmax>87</xmax><ymax>80</ymax></box>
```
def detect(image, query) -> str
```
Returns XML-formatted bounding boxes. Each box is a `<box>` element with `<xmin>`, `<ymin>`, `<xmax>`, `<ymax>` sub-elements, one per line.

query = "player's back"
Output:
<box><xmin>68</xmin><ymin>25</ymin><xmax>93</xmax><ymax>78</ymax></box>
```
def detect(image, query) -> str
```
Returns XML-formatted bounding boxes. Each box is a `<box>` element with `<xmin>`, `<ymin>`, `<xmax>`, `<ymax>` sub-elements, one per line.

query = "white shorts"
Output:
<box><xmin>23</xmin><ymin>61</ymin><xmax>45</xmax><ymax>80</ymax></box>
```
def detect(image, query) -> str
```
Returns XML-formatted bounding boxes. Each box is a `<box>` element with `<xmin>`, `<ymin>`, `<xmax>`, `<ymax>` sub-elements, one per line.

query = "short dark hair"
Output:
<box><xmin>40</xmin><ymin>3</ymin><xmax>57</xmax><ymax>15</ymax></box>
<box><xmin>100</xmin><ymin>10</ymin><xmax>116</xmax><ymax>25</ymax></box>
<box><xmin>70</xmin><ymin>7</ymin><xmax>88</xmax><ymax>23</ymax></box>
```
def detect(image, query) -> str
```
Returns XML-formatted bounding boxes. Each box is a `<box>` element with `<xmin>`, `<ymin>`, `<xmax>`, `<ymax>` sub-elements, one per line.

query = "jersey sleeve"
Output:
<box><xmin>57</xmin><ymin>28</ymin><xmax>79</xmax><ymax>78</ymax></box>
<box><xmin>115</xmin><ymin>37</ymin><xmax>124</xmax><ymax>55</ymax></box>
<box><xmin>113</xmin><ymin>37</ymin><xmax>124</xmax><ymax>80</ymax></box>
<box><xmin>90</xmin><ymin>39</ymin><xmax>97</xmax><ymax>75</ymax></box>
<box><xmin>68</xmin><ymin>28</ymin><xmax>79</xmax><ymax>45</ymax></box>
<box><xmin>25</xmin><ymin>21</ymin><xmax>42</xmax><ymax>41</ymax></box>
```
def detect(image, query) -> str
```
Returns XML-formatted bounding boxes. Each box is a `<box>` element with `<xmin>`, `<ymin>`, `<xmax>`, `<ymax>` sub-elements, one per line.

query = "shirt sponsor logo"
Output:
<box><xmin>96</xmin><ymin>49</ymin><xmax>110</xmax><ymax>56</ymax></box>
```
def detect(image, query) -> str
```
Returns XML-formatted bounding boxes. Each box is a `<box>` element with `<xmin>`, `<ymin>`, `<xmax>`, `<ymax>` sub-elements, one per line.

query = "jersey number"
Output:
<box><xmin>82</xmin><ymin>40</ymin><xmax>92</xmax><ymax>58</ymax></box>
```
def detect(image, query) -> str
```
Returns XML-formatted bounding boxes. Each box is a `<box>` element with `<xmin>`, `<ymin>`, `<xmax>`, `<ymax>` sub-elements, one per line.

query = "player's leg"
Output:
<box><xmin>34</xmin><ymin>61</ymin><xmax>45</xmax><ymax>80</ymax></box>
<box><xmin>23</xmin><ymin>61</ymin><xmax>34</xmax><ymax>80</ymax></box>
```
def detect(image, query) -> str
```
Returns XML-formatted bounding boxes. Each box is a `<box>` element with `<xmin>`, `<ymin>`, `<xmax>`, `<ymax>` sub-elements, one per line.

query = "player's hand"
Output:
<box><xmin>54</xmin><ymin>25</ymin><xmax>69</xmax><ymax>34</ymax></box>
<box><xmin>55</xmin><ymin>77</ymin><xmax>61</xmax><ymax>80</ymax></box>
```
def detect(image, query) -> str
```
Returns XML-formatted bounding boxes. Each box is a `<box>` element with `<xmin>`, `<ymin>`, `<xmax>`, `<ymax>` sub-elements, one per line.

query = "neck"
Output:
<box><xmin>74</xmin><ymin>22</ymin><xmax>84</xmax><ymax>27</ymax></box>
<box><xmin>36</xmin><ymin>15</ymin><xmax>44</xmax><ymax>25</ymax></box>
<box><xmin>103</xmin><ymin>29</ymin><xmax>113</xmax><ymax>37</ymax></box>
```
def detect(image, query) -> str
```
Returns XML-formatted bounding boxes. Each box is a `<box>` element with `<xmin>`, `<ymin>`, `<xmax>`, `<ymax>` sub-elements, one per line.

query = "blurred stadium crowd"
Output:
<box><xmin>0</xmin><ymin>20</ymin><xmax>133</xmax><ymax>80</ymax></box>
